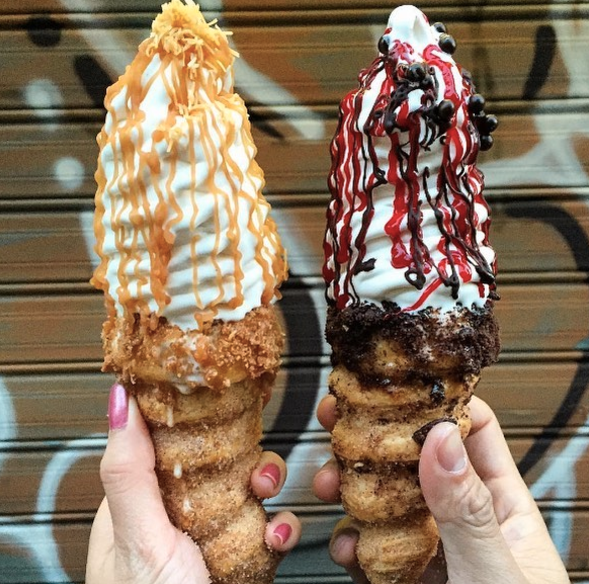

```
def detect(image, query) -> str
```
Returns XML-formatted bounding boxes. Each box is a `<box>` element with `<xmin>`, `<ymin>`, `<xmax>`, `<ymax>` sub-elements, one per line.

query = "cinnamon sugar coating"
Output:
<box><xmin>130</xmin><ymin>377</ymin><xmax>279</xmax><ymax>584</ymax></box>
<box><xmin>101</xmin><ymin>305</ymin><xmax>284</xmax><ymax>391</ymax></box>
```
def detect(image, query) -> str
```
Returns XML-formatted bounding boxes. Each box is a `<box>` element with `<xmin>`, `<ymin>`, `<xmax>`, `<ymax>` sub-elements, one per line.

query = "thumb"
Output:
<box><xmin>101</xmin><ymin>382</ymin><xmax>174</xmax><ymax>549</ymax></box>
<box><xmin>419</xmin><ymin>422</ymin><xmax>527</xmax><ymax>584</ymax></box>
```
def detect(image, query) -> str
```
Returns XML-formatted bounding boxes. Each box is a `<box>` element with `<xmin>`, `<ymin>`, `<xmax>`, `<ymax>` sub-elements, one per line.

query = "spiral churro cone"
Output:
<box><xmin>101</xmin><ymin>308</ymin><xmax>284</xmax><ymax>583</ymax></box>
<box><xmin>91</xmin><ymin>2</ymin><xmax>287</xmax><ymax>582</ymax></box>
<box><xmin>326</xmin><ymin>305</ymin><xmax>499</xmax><ymax>583</ymax></box>
<box><xmin>323</xmin><ymin>6</ymin><xmax>501</xmax><ymax>583</ymax></box>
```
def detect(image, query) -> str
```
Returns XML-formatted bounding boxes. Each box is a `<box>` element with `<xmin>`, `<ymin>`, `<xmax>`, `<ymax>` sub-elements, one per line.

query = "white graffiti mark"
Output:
<box><xmin>54</xmin><ymin>156</ymin><xmax>85</xmax><ymax>191</ymax></box>
<box><xmin>480</xmin><ymin>113</ymin><xmax>589</xmax><ymax>190</ymax></box>
<box><xmin>529</xmin><ymin>418</ymin><xmax>589</xmax><ymax>559</ymax></box>
<box><xmin>23</xmin><ymin>78</ymin><xmax>63</xmax><ymax>132</ymax></box>
<box><xmin>59</xmin><ymin>0</ymin><xmax>142</xmax><ymax>75</ymax></box>
<box><xmin>0</xmin><ymin>522</ymin><xmax>69</xmax><ymax>583</ymax></box>
<box><xmin>270</xmin><ymin>438</ymin><xmax>332</xmax><ymax>508</ymax></box>
<box><xmin>0</xmin><ymin>436</ymin><xmax>105</xmax><ymax>583</ymax></box>
<box><xmin>23</xmin><ymin>78</ymin><xmax>63</xmax><ymax>111</ymax></box>
<box><xmin>550</xmin><ymin>3</ymin><xmax>589</xmax><ymax>100</ymax></box>
<box><xmin>232</xmin><ymin>55</ymin><xmax>325</xmax><ymax>141</ymax></box>
<box><xmin>35</xmin><ymin>437</ymin><xmax>105</xmax><ymax>517</ymax></box>
<box><xmin>481</xmin><ymin>3</ymin><xmax>589</xmax><ymax>190</ymax></box>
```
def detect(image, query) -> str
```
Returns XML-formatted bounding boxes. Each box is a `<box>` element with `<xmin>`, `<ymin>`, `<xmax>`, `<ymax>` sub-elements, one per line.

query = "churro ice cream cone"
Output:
<box><xmin>323</xmin><ymin>6</ymin><xmax>501</xmax><ymax>583</ymax></box>
<box><xmin>91</xmin><ymin>2</ymin><xmax>288</xmax><ymax>583</ymax></box>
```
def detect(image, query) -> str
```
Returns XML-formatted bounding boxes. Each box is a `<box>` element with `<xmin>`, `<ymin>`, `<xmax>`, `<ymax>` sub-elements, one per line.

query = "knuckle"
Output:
<box><xmin>459</xmin><ymin>478</ymin><xmax>498</xmax><ymax>535</ymax></box>
<box><xmin>434</xmin><ymin>474</ymin><xmax>499</xmax><ymax>538</ymax></box>
<box><xmin>99</xmin><ymin>454</ymin><xmax>133</xmax><ymax>494</ymax></box>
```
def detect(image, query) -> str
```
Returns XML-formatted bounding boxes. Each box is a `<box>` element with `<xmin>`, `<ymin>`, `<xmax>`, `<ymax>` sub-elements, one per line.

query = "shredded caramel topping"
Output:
<box><xmin>147</xmin><ymin>0</ymin><xmax>237</xmax><ymax>91</ymax></box>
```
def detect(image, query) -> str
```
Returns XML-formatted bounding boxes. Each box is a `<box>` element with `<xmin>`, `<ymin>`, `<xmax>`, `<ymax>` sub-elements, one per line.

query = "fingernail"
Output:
<box><xmin>108</xmin><ymin>382</ymin><xmax>128</xmax><ymax>431</ymax></box>
<box><xmin>315</xmin><ymin>459</ymin><xmax>337</xmax><ymax>482</ymax></box>
<box><xmin>273</xmin><ymin>523</ymin><xmax>292</xmax><ymax>546</ymax></box>
<box><xmin>260</xmin><ymin>463</ymin><xmax>281</xmax><ymax>489</ymax></box>
<box><xmin>437</xmin><ymin>423</ymin><xmax>467</xmax><ymax>473</ymax></box>
<box><xmin>330</xmin><ymin>527</ymin><xmax>359</xmax><ymax>560</ymax></box>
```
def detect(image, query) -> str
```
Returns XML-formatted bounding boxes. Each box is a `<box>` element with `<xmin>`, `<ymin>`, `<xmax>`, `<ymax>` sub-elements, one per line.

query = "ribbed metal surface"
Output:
<box><xmin>0</xmin><ymin>2</ymin><xmax>588</xmax><ymax>582</ymax></box>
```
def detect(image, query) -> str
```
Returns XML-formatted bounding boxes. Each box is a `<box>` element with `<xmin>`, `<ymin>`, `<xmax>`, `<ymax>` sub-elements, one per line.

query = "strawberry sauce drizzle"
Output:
<box><xmin>323</xmin><ymin>37</ymin><xmax>497</xmax><ymax>311</ymax></box>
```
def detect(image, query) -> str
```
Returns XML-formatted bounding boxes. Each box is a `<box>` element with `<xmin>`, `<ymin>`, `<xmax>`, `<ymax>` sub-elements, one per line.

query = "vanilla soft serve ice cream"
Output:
<box><xmin>323</xmin><ymin>5</ymin><xmax>498</xmax><ymax>313</ymax></box>
<box><xmin>92</xmin><ymin>0</ymin><xmax>286</xmax><ymax>332</ymax></box>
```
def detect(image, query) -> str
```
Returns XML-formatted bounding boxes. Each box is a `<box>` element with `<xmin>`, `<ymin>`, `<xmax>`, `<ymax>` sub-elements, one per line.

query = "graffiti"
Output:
<box><xmin>1</xmin><ymin>1</ymin><xmax>588</xmax><ymax>582</ymax></box>
<box><xmin>0</xmin><ymin>437</ymin><xmax>104</xmax><ymax>583</ymax></box>
<box><xmin>530</xmin><ymin>413</ymin><xmax>589</xmax><ymax>561</ymax></box>
<box><xmin>495</xmin><ymin>6</ymin><xmax>589</xmax><ymax>576</ymax></box>
<box><xmin>522</xmin><ymin>25</ymin><xmax>557</xmax><ymax>100</ymax></box>
<box><xmin>512</xmin><ymin>204</ymin><xmax>589</xmax><ymax>475</ymax></box>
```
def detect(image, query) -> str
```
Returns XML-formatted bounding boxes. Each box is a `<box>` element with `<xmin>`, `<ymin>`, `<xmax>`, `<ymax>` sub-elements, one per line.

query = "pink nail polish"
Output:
<box><xmin>108</xmin><ymin>382</ymin><xmax>128</xmax><ymax>430</ymax></box>
<box><xmin>260</xmin><ymin>463</ymin><xmax>281</xmax><ymax>489</ymax></box>
<box><xmin>273</xmin><ymin>523</ymin><xmax>292</xmax><ymax>546</ymax></box>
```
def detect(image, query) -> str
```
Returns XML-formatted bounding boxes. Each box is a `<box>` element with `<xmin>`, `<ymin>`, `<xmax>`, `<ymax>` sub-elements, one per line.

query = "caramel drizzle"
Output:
<box><xmin>91</xmin><ymin>0</ymin><xmax>286</xmax><ymax>327</ymax></box>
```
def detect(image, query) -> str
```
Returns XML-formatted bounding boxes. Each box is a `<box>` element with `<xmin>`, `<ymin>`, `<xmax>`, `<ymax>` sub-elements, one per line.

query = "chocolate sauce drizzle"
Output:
<box><xmin>324</xmin><ymin>28</ymin><xmax>498</xmax><ymax>310</ymax></box>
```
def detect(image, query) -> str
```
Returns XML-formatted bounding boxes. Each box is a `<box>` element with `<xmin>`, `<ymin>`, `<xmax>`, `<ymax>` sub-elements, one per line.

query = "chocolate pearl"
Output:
<box><xmin>437</xmin><ymin>99</ymin><xmax>455</xmax><ymax>121</ymax></box>
<box><xmin>439</xmin><ymin>33</ymin><xmax>457</xmax><ymax>54</ymax></box>
<box><xmin>469</xmin><ymin>93</ymin><xmax>486</xmax><ymax>114</ymax></box>
<box><xmin>480</xmin><ymin>134</ymin><xmax>494</xmax><ymax>151</ymax></box>
<box><xmin>413</xmin><ymin>417</ymin><xmax>457</xmax><ymax>446</ymax></box>
<box><xmin>378</xmin><ymin>35</ymin><xmax>389</xmax><ymax>55</ymax></box>
<box><xmin>433</xmin><ymin>22</ymin><xmax>447</xmax><ymax>34</ymax></box>
<box><xmin>483</xmin><ymin>115</ymin><xmax>499</xmax><ymax>133</ymax></box>
<box><xmin>422</xmin><ymin>74</ymin><xmax>434</xmax><ymax>88</ymax></box>
<box><xmin>407</xmin><ymin>63</ymin><xmax>427</xmax><ymax>82</ymax></box>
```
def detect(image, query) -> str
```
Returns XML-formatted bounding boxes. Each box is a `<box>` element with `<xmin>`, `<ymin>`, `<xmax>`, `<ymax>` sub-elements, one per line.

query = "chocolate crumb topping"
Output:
<box><xmin>412</xmin><ymin>416</ymin><xmax>457</xmax><ymax>447</ymax></box>
<box><xmin>326</xmin><ymin>301</ymin><xmax>500</xmax><ymax>385</ymax></box>
<box><xmin>430</xmin><ymin>381</ymin><xmax>445</xmax><ymax>405</ymax></box>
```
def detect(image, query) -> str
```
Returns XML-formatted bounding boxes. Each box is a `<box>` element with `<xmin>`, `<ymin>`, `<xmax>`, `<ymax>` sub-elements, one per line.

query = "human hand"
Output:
<box><xmin>313</xmin><ymin>394</ymin><xmax>570</xmax><ymax>584</ymax></box>
<box><xmin>86</xmin><ymin>383</ymin><xmax>301</xmax><ymax>584</ymax></box>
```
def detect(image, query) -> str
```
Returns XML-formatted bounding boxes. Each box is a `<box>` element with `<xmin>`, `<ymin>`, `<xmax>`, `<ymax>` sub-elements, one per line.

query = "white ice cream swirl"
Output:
<box><xmin>324</xmin><ymin>5</ymin><xmax>497</xmax><ymax>313</ymax></box>
<box><xmin>92</xmin><ymin>0</ymin><xmax>287</xmax><ymax>331</ymax></box>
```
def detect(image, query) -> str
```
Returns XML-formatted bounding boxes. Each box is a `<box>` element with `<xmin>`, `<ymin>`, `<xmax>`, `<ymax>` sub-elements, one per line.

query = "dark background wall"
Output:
<box><xmin>0</xmin><ymin>1</ymin><xmax>588</xmax><ymax>582</ymax></box>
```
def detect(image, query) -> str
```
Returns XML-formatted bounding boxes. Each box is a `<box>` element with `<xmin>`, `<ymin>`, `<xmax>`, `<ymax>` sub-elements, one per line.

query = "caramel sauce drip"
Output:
<box><xmin>91</xmin><ymin>0</ymin><xmax>286</xmax><ymax>326</ymax></box>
